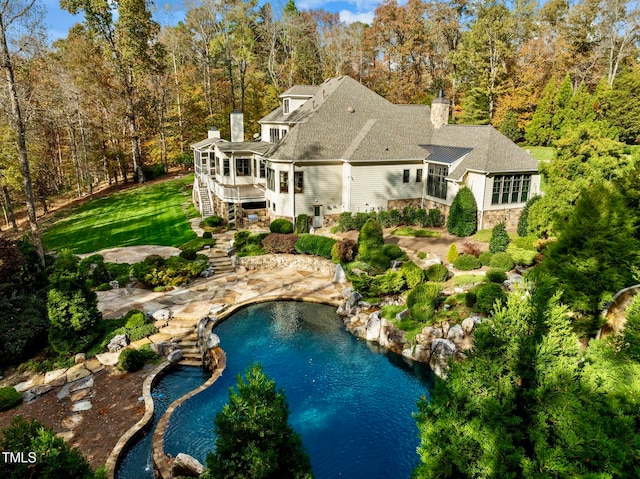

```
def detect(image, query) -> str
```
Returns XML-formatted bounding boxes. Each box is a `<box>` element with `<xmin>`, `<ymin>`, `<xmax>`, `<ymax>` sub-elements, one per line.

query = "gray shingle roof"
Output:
<box><xmin>280</xmin><ymin>85</ymin><xmax>321</xmax><ymax>97</ymax></box>
<box><xmin>191</xmin><ymin>137</ymin><xmax>218</xmax><ymax>150</ymax></box>
<box><xmin>430</xmin><ymin>126</ymin><xmax>538</xmax><ymax>180</ymax></box>
<box><xmin>267</xmin><ymin>76</ymin><xmax>434</xmax><ymax>162</ymax></box>
<box><xmin>216</xmin><ymin>141</ymin><xmax>273</xmax><ymax>155</ymax></box>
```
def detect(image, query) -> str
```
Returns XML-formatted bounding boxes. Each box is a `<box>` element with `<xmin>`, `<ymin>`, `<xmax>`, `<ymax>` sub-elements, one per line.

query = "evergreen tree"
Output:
<box><xmin>498</xmin><ymin>110</ymin><xmax>522</xmax><ymax>142</ymax></box>
<box><xmin>204</xmin><ymin>363</ymin><xmax>313</xmax><ymax>479</ymax></box>
<box><xmin>516</xmin><ymin>195</ymin><xmax>540</xmax><ymax>237</ymax></box>
<box><xmin>551</xmin><ymin>73</ymin><xmax>573</xmax><ymax>135</ymax></box>
<box><xmin>414</xmin><ymin>282</ymin><xmax>640</xmax><ymax>478</ymax></box>
<box><xmin>606</xmin><ymin>65</ymin><xmax>640</xmax><ymax>144</ymax></box>
<box><xmin>489</xmin><ymin>222</ymin><xmax>510</xmax><ymax>253</ymax></box>
<box><xmin>446</xmin><ymin>187</ymin><xmax>477</xmax><ymax>237</ymax></box>
<box><xmin>524</xmin><ymin>77</ymin><xmax>557</xmax><ymax>146</ymax></box>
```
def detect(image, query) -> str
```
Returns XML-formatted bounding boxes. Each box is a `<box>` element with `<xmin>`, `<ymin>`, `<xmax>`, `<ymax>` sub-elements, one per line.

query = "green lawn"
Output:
<box><xmin>43</xmin><ymin>175</ymin><xmax>197</xmax><ymax>254</ymax></box>
<box><xmin>390</xmin><ymin>226</ymin><xmax>441</xmax><ymax>238</ymax></box>
<box><xmin>522</xmin><ymin>146</ymin><xmax>556</xmax><ymax>162</ymax></box>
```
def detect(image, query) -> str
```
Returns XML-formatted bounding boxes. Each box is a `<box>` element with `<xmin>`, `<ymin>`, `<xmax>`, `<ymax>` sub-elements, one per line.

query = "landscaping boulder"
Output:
<box><xmin>74</xmin><ymin>353</ymin><xmax>86</xmax><ymax>365</ymax></box>
<box><xmin>423</xmin><ymin>257</ymin><xmax>442</xmax><ymax>268</ymax></box>
<box><xmin>96</xmin><ymin>351</ymin><xmax>120</xmax><ymax>367</ymax></box>
<box><xmin>416</xmin><ymin>326</ymin><xmax>443</xmax><ymax>345</ymax></box>
<box><xmin>109</xmin><ymin>280</ymin><xmax>119</xmax><ymax>289</ymax></box>
<box><xmin>333</xmin><ymin>264</ymin><xmax>347</xmax><ymax>284</ymax></box>
<box><xmin>395</xmin><ymin>308</ymin><xmax>410</xmax><ymax>320</ymax></box>
<box><xmin>152</xmin><ymin>309</ymin><xmax>171</xmax><ymax>321</ymax></box>
<box><xmin>206</xmin><ymin>333</ymin><xmax>220</xmax><ymax>349</ymax></box>
<box><xmin>402</xmin><ymin>344</ymin><xmax>431</xmax><ymax>362</ymax></box>
<box><xmin>22</xmin><ymin>384</ymin><xmax>53</xmax><ymax>403</ymax></box>
<box><xmin>461</xmin><ymin>317</ymin><xmax>476</xmax><ymax>335</ymax></box>
<box><xmin>430</xmin><ymin>338</ymin><xmax>457</xmax><ymax>379</ymax></box>
<box><xmin>44</xmin><ymin>368</ymin><xmax>68</xmax><ymax>387</ymax></box>
<box><xmin>172</xmin><ymin>453</ymin><xmax>205</xmax><ymax>477</ymax></box>
<box><xmin>365</xmin><ymin>312</ymin><xmax>381</xmax><ymax>342</ymax></box>
<box><xmin>447</xmin><ymin>324</ymin><xmax>465</xmax><ymax>343</ymax></box>
<box><xmin>150</xmin><ymin>341</ymin><xmax>172</xmax><ymax>357</ymax></box>
<box><xmin>167</xmin><ymin>349</ymin><xmax>183</xmax><ymax>364</ymax></box>
<box><xmin>107</xmin><ymin>334</ymin><xmax>128</xmax><ymax>353</ymax></box>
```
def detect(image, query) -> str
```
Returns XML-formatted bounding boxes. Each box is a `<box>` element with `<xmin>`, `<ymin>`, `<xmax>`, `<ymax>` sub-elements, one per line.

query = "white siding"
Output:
<box><xmin>349</xmin><ymin>163</ymin><xmax>424</xmax><ymax>211</ymax></box>
<box><xmin>293</xmin><ymin>164</ymin><xmax>342</xmax><ymax>219</ymax></box>
<box><xmin>466</xmin><ymin>172</ymin><xmax>487</xmax><ymax>211</ymax></box>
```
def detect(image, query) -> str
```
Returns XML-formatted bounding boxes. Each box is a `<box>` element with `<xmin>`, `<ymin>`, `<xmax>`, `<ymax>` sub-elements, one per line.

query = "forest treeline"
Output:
<box><xmin>0</xmin><ymin>0</ymin><xmax>639</xmax><ymax>224</ymax></box>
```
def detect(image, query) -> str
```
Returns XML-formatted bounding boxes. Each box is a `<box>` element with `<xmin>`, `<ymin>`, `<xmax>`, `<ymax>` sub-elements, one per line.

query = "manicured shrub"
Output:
<box><xmin>506</xmin><ymin>244</ymin><xmax>537</xmax><ymax>266</ymax></box>
<box><xmin>401</xmin><ymin>261</ymin><xmax>425</xmax><ymax>289</ymax></box>
<box><xmin>402</xmin><ymin>206</ymin><xmax>417</xmax><ymax>225</ymax></box>
<box><xmin>204</xmin><ymin>216</ymin><xmax>224</xmax><ymax>227</ymax></box>
<box><xmin>417</xmin><ymin>251</ymin><xmax>427</xmax><ymax>259</ymax></box>
<box><xmin>262</xmin><ymin>233</ymin><xmax>297</xmax><ymax>254</ymax></box>
<box><xmin>447</xmin><ymin>243</ymin><xmax>459</xmax><ymax>263</ymax></box>
<box><xmin>295</xmin><ymin>214</ymin><xmax>309</xmax><ymax>234</ymax></box>
<box><xmin>428</xmin><ymin>208</ymin><xmax>443</xmax><ymax>226</ymax></box>
<box><xmin>357</xmin><ymin>219</ymin><xmax>384</xmax><ymax>258</ymax></box>
<box><xmin>517</xmin><ymin>195</ymin><xmax>541</xmax><ymax>237</ymax></box>
<box><xmin>476</xmin><ymin>283</ymin><xmax>507</xmax><ymax>313</ymax></box>
<box><xmin>485</xmin><ymin>268</ymin><xmax>507</xmax><ymax>284</ymax></box>
<box><xmin>331</xmin><ymin>239</ymin><xmax>357</xmax><ymax>263</ymax></box>
<box><xmin>511</xmin><ymin>235</ymin><xmax>537</xmax><ymax>250</ymax></box>
<box><xmin>407</xmin><ymin>282</ymin><xmax>443</xmax><ymax>309</ymax></box>
<box><xmin>453</xmin><ymin>254</ymin><xmax>482</xmax><ymax>271</ymax></box>
<box><xmin>0</xmin><ymin>387</ymin><xmax>22</xmax><ymax>411</ymax></box>
<box><xmin>479</xmin><ymin>250</ymin><xmax>493</xmax><ymax>266</ymax></box>
<box><xmin>0</xmin><ymin>293</ymin><xmax>48</xmax><ymax>367</ymax></box>
<box><xmin>118</xmin><ymin>348</ymin><xmax>147</xmax><ymax>372</ymax></box>
<box><xmin>353</xmin><ymin>212</ymin><xmax>373</xmax><ymax>230</ymax></box>
<box><xmin>371</xmin><ymin>270</ymin><xmax>406</xmax><ymax>295</ymax></box>
<box><xmin>377</xmin><ymin>210</ymin><xmax>394</xmax><ymax>228</ymax></box>
<box><xmin>425</xmin><ymin>263</ymin><xmax>449</xmax><ymax>282</ymax></box>
<box><xmin>294</xmin><ymin>234</ymin><xmax>337</xmax><ymax>259</ymax></box>
<box><xmin>203</xmin><ymin>231</ymin><xmax>213</xmax><ymax>239</ymax></box>
<box><xmin>465</xmin><ymin>290</ymin><xmax>477</xmax><ymax>308</ymax></box>
<box><xmin>411</xmin><ymin>303</ymin><xmax>436</xmax><ymax>323</ymax></box>
<box><xmin>270</xmin><ymin>218</ymin><xmax>294</xmax><ymax>234</ymax></box>
<box><xmin>490</xmin><ymin>252</ymin><xmax>515</xmax><ymax>271</ymax></box>
<box><xmin>338</xmin><ymin>212</ymin><xmax>354</xmax><ymax>232</ymax></box>
<box><xmin>366</xmin><ymin>250</ymin><xmax>392</xmax><ymax>270</ymax></box>
<box><xmin>124</xmin><ymin>310</ymin><xmax>148</xmax><ymax>329</ymax></box>
<box><xmin>381</xmin><ymin>244</ymin><xmax>406</xmax><ymax>260</ymax></box>
<box><xmin>143</xmin><ymin>254</ymin><xmax>166</xmax><ymax>268</ymax></box>
<box><xmin>446</xmin><ymin>187</ymin><xmax>478</xmax><ymax>237</ymax></box>
<box><xmin>179</xmin><ymin>248</ymin><xmax>198</xmax><ymax>260</ymax></box>
<box><xmin>489</xmin><ymin>222</ymin><xmax>510</xmax><ymax>253</ymax></box>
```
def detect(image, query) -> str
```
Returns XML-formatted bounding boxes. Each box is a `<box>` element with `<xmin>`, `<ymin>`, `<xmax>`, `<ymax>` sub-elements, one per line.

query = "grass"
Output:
<box><xmin>390</xmin><ymin>227</ymin><xmax>441</xmax><ymax>238</ymax></box>
<box><xmin>471</xmin><ymin>229</ymin><xmax>492</xmax><ymax>242</ymax></box>
<box><xmin>43</xmin><ymin>175</ymin><xmax>197</xmax><ymax>254</ymax></box>
<box><xmin>522</xmin><ymin>146</ymin><xmax>556</xmax><ymax>162</ymax></box>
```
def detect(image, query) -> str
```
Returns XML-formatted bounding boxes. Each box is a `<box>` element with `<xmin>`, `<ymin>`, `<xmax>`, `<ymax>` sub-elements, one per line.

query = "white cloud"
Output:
<box><xmin>338</xmin><ymin>9</ymin><xmax>374</xmax><ymax>25</ymax></box>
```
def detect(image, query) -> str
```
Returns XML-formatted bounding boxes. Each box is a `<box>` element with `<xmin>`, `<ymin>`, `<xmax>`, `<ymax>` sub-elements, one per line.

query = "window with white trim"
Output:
<box><xmin>426</xmin><ymin>164</ymin><xmax>448</xmax><ymax>199</ymax></box>
<box><xmin>283</xmin><ymin>99</ymin><xmax>290</xmax><ymax>114</ymax></box>
<box><xmin>294</xmin><ymin>172</ymin><xmax>303</xmax><ymax>193</ymax></box>
<box><xmin>280</xmin><ymin>172</ymin><xmax>289</xmax><ymax>193</ymax></box>
<box><xmin>269</xmin><ymin>128</ymin><xmax>280</xmax><ymax>143</ymax></box>
<box><xmin>236</xmin><ymin>158</ymin><xmax>250</xmax><ymax>176</ymax></box>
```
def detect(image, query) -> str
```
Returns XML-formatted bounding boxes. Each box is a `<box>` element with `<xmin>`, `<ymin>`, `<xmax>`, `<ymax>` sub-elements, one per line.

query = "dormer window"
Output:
<box><xmin>283</xmin><ymin>99</ymin><xmax>290</xmax><ymax>114</ymax></box>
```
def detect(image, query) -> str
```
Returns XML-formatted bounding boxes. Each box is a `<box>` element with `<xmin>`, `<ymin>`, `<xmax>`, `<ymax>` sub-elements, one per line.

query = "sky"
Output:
<box><xmin>43</xmin><ymin>0</ymin><xmax>380</xmax><ymax>43</ymax></box>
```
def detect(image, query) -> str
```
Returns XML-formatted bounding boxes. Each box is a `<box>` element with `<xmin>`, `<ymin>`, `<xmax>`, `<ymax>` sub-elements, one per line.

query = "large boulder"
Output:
<box><xmin>172</xmin><ymin>453</ymin><xmax>205</xmax><ymax>477</ymax></box>
<box><xmin>416</xmin><ymin>326</ymin><xmax>443</xmax><ymax>346</ymax></box>
<box><xmin>107</xmin><ymin>334</ymin><xmax>128</xmax><ymax>353</ymax></box>
<box><xmin>365</xmin><ymin>312</ymin><xmax>381</xmax><ymax>342</ymax></box>
<box><xmin>430</xmin><ymin>339</ymin><xmax>457</xmax><ymax>379</ymax></box>
<box><xmin>446</xmin><ymin>324</ymin><xmax>465</xmax><ymax>343</ymax></box>
<box><xmin>206</xmin><ymin>333</ymin><xmax>220</xmax><ymax>349</ymax></box>
<box><xmin>22</xmin><ymin>384</ymin><xmax>53</xmax><ymax>403</ymax></box>
<box><xmin>461</xmin><ymin>317</ymin><xmax>476</xmax><ymax>335</ymax></box>
<box><xmin>333</xmin><ymin>264</ymin><xmax>347</xmax><ymax>284</ymax></box>
<box><xmin>402</xmin><ymin>343</ymin><xmax>431</xmax><ymax>362</ymax></box>
<box><xmin>152</xmin><ymin>309</ymin><xmax>171</xmax><ymax>321</ymax></box>
<box><xmin>167</xmin><ymin>349</ymin><xmax>183</xmax><ymax>364</ymax></box>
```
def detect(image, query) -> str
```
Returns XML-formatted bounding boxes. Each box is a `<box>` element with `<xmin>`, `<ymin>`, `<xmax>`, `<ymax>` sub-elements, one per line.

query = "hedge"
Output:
<box><xmin>295</xmin><ymin>234</ymin><xmax>337</xmax><ymax>259</ymax></box>
<box><xmin>269</xmin><ymin>218</ymin><xmax>294</xmax><ymax>234</ymax></box>
<box><xmin>453</xmin><ymin>254</ymin><xmax>482</xmax><ymax>271</ymax></box>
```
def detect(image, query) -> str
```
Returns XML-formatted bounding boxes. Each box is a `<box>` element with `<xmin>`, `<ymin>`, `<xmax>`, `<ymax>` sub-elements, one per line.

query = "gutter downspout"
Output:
<box><xmin>291</xmin><ymin>162</ymin><xmax>296</xmax><ymax>223</ymax></box>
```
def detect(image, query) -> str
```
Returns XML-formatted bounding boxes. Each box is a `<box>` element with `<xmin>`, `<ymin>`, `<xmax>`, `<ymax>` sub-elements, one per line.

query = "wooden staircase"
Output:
<box><xmin>196</xmin><ymin>179</ymin><xmax>214</xmax><ymax>217</ymax></box>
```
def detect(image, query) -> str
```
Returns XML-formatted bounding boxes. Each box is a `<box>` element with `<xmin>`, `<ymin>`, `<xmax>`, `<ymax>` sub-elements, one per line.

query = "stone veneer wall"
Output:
<box><xmin>387</xmin><ymin>198</ymin><xmax>423</xmax><ymax>209</ymax></box>
<box><xmin>482</xmin><ymin>207</ymin><xmax>524</xmax><ymax>230</ymax></box>
<box><xmin>237</xmin><ymin>254</ymin><xmax>337</xmax><ymax>278</ymax></box>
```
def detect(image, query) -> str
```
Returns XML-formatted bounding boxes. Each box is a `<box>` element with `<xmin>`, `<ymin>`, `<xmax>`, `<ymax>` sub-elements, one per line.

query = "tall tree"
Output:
<box><xmin>61</xmin><ymin>0</ymin><xmax>164</xmax><ymax>183</ymax></box>
<box><xmin>203</xmin><ymin>363</ymin><xmax>313</xmax><ymax>479</ymax></box>
<box><xmin>0</xmin><ymin>0</ymin><xmax>45</xmax><ymax>265</ymax></box>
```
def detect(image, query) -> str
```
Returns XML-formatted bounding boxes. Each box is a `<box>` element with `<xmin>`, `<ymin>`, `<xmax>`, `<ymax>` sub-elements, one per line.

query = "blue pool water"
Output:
<box><xmin>163</xmin><ymin>301</ymin><xmax>433</xmax><ymax>479</ymax></box>
<box><xmin>115</xmin><ymin>366</ymin><xmax>209</xmax><ymax>478</ymax></box>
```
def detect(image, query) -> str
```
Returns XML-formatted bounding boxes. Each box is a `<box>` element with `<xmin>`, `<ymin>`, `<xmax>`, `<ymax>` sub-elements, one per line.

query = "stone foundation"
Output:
<box><xmin>387</xmin><ymin>198</ymin><xmax>423</xmax><ymax>209</ymax></box>
<box><xmin>481</xmin><ymin>207</ymin><xmax>524</xmax><ymax>230</ymax></box>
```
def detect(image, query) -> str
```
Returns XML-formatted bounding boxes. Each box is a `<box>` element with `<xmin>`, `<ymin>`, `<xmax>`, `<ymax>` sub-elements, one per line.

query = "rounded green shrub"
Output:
<box><xmin>489</xmin><ymin>222</ymin><xmax>510</xmax><ymax>253</ymax></box>
<box><xmin>367</xmin><ymin>250</ymin><xmax>391</xmax><ymax>270</ymax></box>
<box><xmin>476</xmin><ymin>283</ymin><xmax>507</xmax><ymax>313</ymax></box>
<box><xmin>425</xmin><ymin>263</ymin><xmax>449</xmax><ymax>282</ymax></box>
<box><xmin>401</xmin><ymin>261</ymin><xmax>425</xmax><ymax>289</ymax></box>
<box><xmin>453</xmin><ymin>254</ymin><xmax>482</xmax><ymax>271</ymax></box>
<box><xmin>465</xmin><ymin>290</ymin><xmax>477</xmax><ymax>308</ymax></box>
<box><xmin>118</xmin><ymin>348</ymin><xmax>146</xmax><ymax>372</ymax></box>
<box><xmin>270</xmin><ymin>218</ymin><xmax>294</xmax><ymax>234</ymax></box>
<box><xmin>294</xmin><ymin>234</ymin><xmax>337</xmax><ymax>259</ymax></box>
<box><xmin>124</xmin><ymin>310</ymin><xmax>148</xmax><ymax>329</ymax></box>
<box><xmin>490</xmin><ymin>252</ymin><xmax>515</xmax><ymax>271</ymax></box>
<box><xmin>295</xmin><ymin>214</ymin><xmax>309</xmax><ymax>234</ymax></box>
<box><xmin>357</xmin><ymin>219</ymin><xmax>384</xmax><ymax>257</ymax></box>
<box><xmin>381</xmin><ymin>244</ymin><xmax>405</xmax><ymax>260</ymax></box>
<box><xmin>203</xmin><ymin>216</ymin><xmax>224</xmax><ymax>227</ymax></box>
<box><xmin>485</xmin><ymin>268</ymin><xmax>507</xmax><ymax>283</ymax></box>
<box><xmin>179</xmin><ymin>248</ymin><xmax>198</xmax><ymax>260</ymax></box>
<box><xmin>143</xmin><ymin>255</ymin><xmax>166</xmax><ymax>268</ymax></box>
<box><xmin>446</xmin><ymin>187</ymin><xmax>478</xmax><ymax>237</ymax></box>
<box><xmin>411</xmin><ymin>303</ymin><xmax>436</xmax><ymax>323</ymax></box>
<box><xmin>478</xmin><ymin>251</ymin><xmax>493</xmax><ymax>266</ymax></box>
<box><xmin>0</xmin><ymin>387</ymin><xmax>22</xmax><ymax>411</ymax></box>
<box><xmin>90</xmin><ymin>262</ymin><xmax>111</xmax><ymax>286</ymax></box>
<box><xmin>407</xmin><ymin>282</ymin><xmax>443</xmax><ymax>309</ymax></box>
<box><xmin>202</xmin><ymin>231</ymin><xmax>213</xmax><ymax>239</ymax></box>
<box><xmin>371</xmin><ymin>270</ymin><xmax>406</xmax><ymax>295</ymax></box>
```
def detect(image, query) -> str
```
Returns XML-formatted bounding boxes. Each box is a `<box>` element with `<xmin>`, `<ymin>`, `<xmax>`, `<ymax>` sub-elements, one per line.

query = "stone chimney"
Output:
<box><xmin>207</xmin><ymin>127</ymin><xmax>220</xmax><ymax>140</ymax></box>
<box><xmin>431</xmin><ymin>90</ymin><xmax>450</xmax><ymax>129</ymax></box>
<box><xmin>230</xmin><ymin>111</ymin><xmax>244</xmax><ymax>143</ymax></box>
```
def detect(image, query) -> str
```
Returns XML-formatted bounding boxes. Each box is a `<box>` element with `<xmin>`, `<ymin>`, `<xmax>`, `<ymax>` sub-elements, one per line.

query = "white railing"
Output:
<box><xmin>205</xmin><ymin>177</ymin><xmax>266</xmax><ymax>203</ymax></box>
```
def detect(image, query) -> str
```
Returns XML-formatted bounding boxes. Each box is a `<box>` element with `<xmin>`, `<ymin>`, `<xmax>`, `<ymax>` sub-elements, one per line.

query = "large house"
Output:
<box><xmin>192</xmin><ymin>76</ymin><xmax>540</xmax><ymax>229</ymax></box>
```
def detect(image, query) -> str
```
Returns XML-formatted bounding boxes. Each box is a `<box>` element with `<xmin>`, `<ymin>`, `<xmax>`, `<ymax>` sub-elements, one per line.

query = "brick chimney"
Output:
<box><xmin>431</xmin><ymin>90</ymin><xmax>450</xmax><ymax>129</ymax></box>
